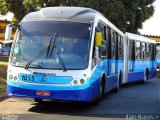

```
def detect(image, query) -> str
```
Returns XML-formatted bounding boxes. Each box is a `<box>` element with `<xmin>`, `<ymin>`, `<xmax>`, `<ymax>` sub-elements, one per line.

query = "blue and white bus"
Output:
<box><xmin>5</xmin><ymin>7</ymin><xmax>156</xmax><ymax>104</ymax></box>
<box><xmin>125</xmin><ymin>33</ymin><xmax>156</xmax><ymax>83</ymax></box>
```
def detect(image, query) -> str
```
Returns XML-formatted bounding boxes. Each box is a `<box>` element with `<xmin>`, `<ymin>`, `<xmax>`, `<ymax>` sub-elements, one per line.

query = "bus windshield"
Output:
<box><xmin>11</xmin><ymin>21</ymin><xmax>92</xmax><ymax>70</ymax></box>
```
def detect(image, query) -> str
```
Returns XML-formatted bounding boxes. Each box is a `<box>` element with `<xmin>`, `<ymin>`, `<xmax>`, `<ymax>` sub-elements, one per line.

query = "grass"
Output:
<box><xmin>0</xmin><ymin>56</ymin><xmax>8</xmax><ymax>95</ymax></box>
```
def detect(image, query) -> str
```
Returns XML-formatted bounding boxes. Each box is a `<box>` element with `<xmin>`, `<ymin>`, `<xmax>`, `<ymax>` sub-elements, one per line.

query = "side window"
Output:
<box><xmin>98</xmin><ymin>21</ymin><xmax>108</xmax><ymax>58</ymax></box>
<box><xmin>118</xmin><ymin>36</ymin><xmax>124</xmax><ymax>59</ymax></box>
<box><xmin>145</xmin><ymin>43</ymin><xmax>150</xmax><ymax>60</ymax></box>
<box><xmin>154</xmin><ymin>44</ymin><xmax>156</xmax><ymax>60</ymax></box>
<box><xmin>136</xmin><ymin>41</ymin><xmax>141</xmax><ymax>60</ymax></box>
<box><xmin>129</xmin><ymin>40</ymin><xmax>135</xmax><ymax>60</ymax></box>
<box><xmin>107</xmin><ymin>27</ymin><xmax>111</xmax><ymax>59</ymax></box>
<box><xmin>150</xmin><ymin>43</ymin><xmax>156</xmax><ymax>60</ymax></box>
<box><xmin>141</xmin><ymin>42</ymin><xmax>145</xmax><ymax>60</ymax></box>
<box><xmin>111</xmin><ymin>30</ymin><xmax>116</xmax><ymax>59</ymax></box>
<box><xmin>98</xmin><ymin>22</ymin><xmax>106</xmax><ymax>40</ymax></box>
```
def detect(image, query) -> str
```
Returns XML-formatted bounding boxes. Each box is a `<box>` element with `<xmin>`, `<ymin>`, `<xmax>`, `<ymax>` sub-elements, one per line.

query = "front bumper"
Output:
<box><xmin>7</xmin><ymin>84</ymin><xmax>91</xmax><ymax>102</ymax></box>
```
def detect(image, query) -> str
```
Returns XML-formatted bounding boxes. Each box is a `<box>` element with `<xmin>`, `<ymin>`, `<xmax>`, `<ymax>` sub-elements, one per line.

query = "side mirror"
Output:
<box><xmin>5</xmin><ymin>24</ymin><xmax>13</xmax><ymax>41</ymax></box>
<box><xmin>100</xmin><ymin>45</ymin><xmax>107</xmax><ymax>59</ymax></box>
<box><xmin>95</xmin><ymin>32</ymin><xmax>102</xmax><ymax>46</ymax></box>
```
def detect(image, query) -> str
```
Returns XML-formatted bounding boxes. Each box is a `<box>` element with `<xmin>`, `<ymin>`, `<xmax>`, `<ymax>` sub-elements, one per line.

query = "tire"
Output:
<box><xmin>90</xmin><ymin>78</ymin><xmax>104</xmax><ymax>105</ymax></box>
<box><xmin>34</xmin><ymin>98</ymin><xmax>43</xmax><ymax>103</ymax></box>
<box><xmin>90</xmin><ymin>98</ymin><xmax>100</xmax><ymax>105</ymax></box>
<box><xmin>142</xmin><ymin>71</ymin><xmax>147</xmax><ymax>84</ymax></box>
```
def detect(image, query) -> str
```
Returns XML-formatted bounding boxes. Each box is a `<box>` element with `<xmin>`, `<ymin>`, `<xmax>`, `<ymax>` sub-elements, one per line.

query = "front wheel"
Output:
<box><xmin>90</xmin><ymin>79</ymin><xmax>104</xmax><ymax>105</ymax></box>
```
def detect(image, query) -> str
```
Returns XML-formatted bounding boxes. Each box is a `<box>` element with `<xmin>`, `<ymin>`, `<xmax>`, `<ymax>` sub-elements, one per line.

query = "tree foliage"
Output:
<box><xmin>0</xmin><ymin>0</ymin><xmax>155</xmax><ymax>33</ymax></box>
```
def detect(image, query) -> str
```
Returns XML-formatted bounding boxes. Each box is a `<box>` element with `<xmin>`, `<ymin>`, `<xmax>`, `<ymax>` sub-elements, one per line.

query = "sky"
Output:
<box><xmin>0</xmin><ymin>0</ymin><xmax>160</xmax><ymax>36</ymax></box>
<box><xmin>139</xmin><ymin>0</ymin><xmax>160</xmax><ymax>36</ymax></box>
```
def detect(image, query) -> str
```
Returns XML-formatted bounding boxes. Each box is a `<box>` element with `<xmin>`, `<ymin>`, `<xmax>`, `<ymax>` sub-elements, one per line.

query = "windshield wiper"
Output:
<box><xmin>24</xmin><ymin>35</ymin><xmax>54</xmax><ymax>69</ymax></box>
<box><xmin>24</xmin><ymin>33</ymin><xmax>67</xmax><ymax>72</ymax></box>
<box><xmin>24</xmin><ymin>45</ymin><xmax>49</xmax><ymax>69</ymax></box>
<box><xmin>46</xmin><ymin>33</ymin><xmax>67</xmax><ymax>72</ymax></box>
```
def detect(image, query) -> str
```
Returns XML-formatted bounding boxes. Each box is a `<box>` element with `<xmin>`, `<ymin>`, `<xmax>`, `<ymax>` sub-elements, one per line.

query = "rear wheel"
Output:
<box><xmin>142</xmin><ymin>71</ymin><xmax>147</xmax><ymax>84</ymax></box>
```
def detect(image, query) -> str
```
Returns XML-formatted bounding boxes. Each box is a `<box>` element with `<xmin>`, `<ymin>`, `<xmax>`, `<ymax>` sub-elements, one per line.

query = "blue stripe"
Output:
<box><xmin>18</xmin><ymin>73</ymin><xmax>73</xmax><ymax>84</ymax></box>
<box><xmin>7</xmin><ymin>85</ymin><xmax>91</xmax><ymax>101</ymax></box>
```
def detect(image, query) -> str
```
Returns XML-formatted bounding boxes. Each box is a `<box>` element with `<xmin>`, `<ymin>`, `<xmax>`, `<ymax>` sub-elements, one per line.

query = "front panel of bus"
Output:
<box><xmin>7</xmin><ymin>21</ymin><xmax>99</xmax><ymax>102</ymax></box>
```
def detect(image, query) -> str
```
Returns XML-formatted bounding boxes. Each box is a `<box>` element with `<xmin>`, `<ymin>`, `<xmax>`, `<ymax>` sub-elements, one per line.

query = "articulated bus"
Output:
<box><xmin>5</xmin><ymin>7</ymin><xmax>156</xmax><ymax>104</ymax></box>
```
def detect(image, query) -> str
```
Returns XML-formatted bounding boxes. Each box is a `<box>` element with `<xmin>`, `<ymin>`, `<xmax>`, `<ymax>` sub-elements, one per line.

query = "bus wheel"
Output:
<box><xmin>34</xmin><ymin>98</ymin><xmax>43</xmax><ymax>103</ymax></box>
<box><xmin>143</xmin><ymin>71</ymin><xmax>147</xmax><ymax>83</ymax></box>
<box><xmin>90</xmin><ymin>98</ymin><xmax>99</xmax><ymax>105</ymax></box>
<box><xmin>101</xmin><ymin>75</ymin><xmax>105</xmax><ymax>97</ymax></box>
<box><xmin>90</xmin><ymin>79</ymin><xmax>103</xmax><ymax>105</ymax></box>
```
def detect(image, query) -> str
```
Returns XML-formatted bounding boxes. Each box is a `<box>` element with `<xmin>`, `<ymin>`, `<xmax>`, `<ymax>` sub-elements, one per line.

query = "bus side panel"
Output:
<box><xmin>106</xmin><ymin>59</ymin><xmax>117</xmax><ymax>91</ymax></box>
<box><xmin>105</xmin><ymin>75</ymin><xmax>117</xmax><ymax>92</ymax></box>
<box><xmin>128</xmin><ymin>60</ymin><xmax>145</xmax><ymax>82</ymax></box>
<box><xmin>148</xmin><ymin>60</ymin><xmax>157</xmax><ymax>79</ymax></box>
<box><xmin>128</xmin><ymin>60</ymin><xmax>156</xmax><ymax>82</ymax></box>
<box><xmin>148</xmin><ymin>69</ymin><xmax>156</xmax><ymax>79</ymax></box>
<box><xmin>128</xmin><ymin>72</ymin><xmax>144</xmax><ymax>82</ymax></box>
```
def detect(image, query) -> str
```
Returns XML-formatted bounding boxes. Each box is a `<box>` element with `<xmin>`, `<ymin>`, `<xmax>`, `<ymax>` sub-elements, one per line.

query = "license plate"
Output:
<box><xmin>36</xmin><ymin>90</ymin><xmax>50</xmax><ymax>96</ymax></box>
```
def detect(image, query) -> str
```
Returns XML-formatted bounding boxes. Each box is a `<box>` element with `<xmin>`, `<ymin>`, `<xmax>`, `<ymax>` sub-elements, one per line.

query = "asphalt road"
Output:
<box><xmin>0</xmin><ymin>78</ymin><xmax>160</xmax><ymax>120</ymax></box>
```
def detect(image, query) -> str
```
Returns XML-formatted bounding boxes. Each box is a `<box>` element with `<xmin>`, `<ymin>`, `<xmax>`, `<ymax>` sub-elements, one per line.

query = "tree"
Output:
<box><xmin>122</xmin><ymin>0</ymin><xmax>155</xmax><ymax>33</ymax></box>
<box><xmin>0</xmin><ymin>0</ymin><xmax>155</xmax><ymax>33</ymax></box>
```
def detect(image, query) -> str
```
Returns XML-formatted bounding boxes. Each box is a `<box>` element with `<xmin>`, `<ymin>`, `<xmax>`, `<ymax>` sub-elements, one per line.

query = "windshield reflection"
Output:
<box><xmin>11</xmin><ymin>21</ymin><xmax>91</xmax><ymax>69</ymax></box>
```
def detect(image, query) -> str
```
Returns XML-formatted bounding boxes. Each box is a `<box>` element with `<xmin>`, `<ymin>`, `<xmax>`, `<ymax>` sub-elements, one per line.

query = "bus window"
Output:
<box><xmin>118</xmin><ymin>36</ymin><xmax>123</xmax><ymax>59</ymax></box>
<box><xmin>98</xmin><ymin>21</ymin><xmax>106</xmax><ymax>41</ymax></box>
<box><xmin>107</xmin><ymin>27</ymin><xmax>111</xmax><ymax>59</ymax></box>
<box><xmin>111</xmin><ymin>30</ymin><xmax>116</xmax><ymax>59</ymax></box>
<box><xmin>150</xmin><ymin>44</ymin><xmax>156</xmax><ymax>60</ymax></box>
<box><xmin>115</xmin><ymin>33</ymin><xmax>118</xmax><ymax>60</ymax></box>
<box><xmin>129</xmin><ymin>40</ymin><xmax>135</xmax><ymax>60</ymax></box>
<box><xmin>141</xmin><ymin>42</ymin><xmax>145</xmax><ymax>60</ymax></box>
<box><xmin>136</xmin><ymin>41</ymin><xmax>141</xmax><ymax>60</ymax></box>
<box><xmin>149</xmin><ymin>43</ymin><xmax>154</xmax><ymax>60</ymax></box>
<box><xmin>145</xmin><ymin>43</ymin><xmax>150</xmax><ymax>60</ymax></box>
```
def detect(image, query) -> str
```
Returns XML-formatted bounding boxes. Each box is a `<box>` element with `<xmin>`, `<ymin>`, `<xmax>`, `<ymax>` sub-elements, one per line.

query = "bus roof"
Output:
<box><xmin>21</xmin><ymin>7</ymin><xmax>124</xmax><ymax>36</ymax></box>
<box><xmin>126</xmin><ymin>32</ymin><xmax>156</xmax><ymax>43</ymax></box>
<box><xmin>22</xmin><ymin>7</ymin><xmax>99</xmax><ymax>23</ymax></box>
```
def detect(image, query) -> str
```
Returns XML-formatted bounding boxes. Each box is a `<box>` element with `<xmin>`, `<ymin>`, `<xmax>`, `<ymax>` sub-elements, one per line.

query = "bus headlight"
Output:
<box><xmin>72</xmin><ymin>79</ymin><xmax>86</xmax><ymax>86</ymax></box>
<box><xmin>9</xmin><ymin>75</ymin><xmax>13</xmax><ymax>80</ymax></box>
<box><xmin>8</xmin><ymin>74</ymin><xmax>19</xmax><ymax>82</ymax></box>
<box><xmin>73</xmin><ymin>80</ymin><xmax>78</xmax><ymax>85</ymax></box>
<box><xmin>14</xmin><ymin>76</ymin><xmax>18</xmax><ymax>81</ymax></box>
<box><xmin>80</xmin><ymin>79</ymin><xmax>85</xmax><ymax>84</ymax></box>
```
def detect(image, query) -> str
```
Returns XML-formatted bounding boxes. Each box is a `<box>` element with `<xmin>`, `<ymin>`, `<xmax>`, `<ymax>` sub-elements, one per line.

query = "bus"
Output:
<box><xmin>5</xmin><ymin>7</ymin><xmax>156</xmax><ymax>104</ymax></box>
<box><xmin>125</xmin><ymin>33</ymin><xmax>156</xmax><ymax>83</ymax></box>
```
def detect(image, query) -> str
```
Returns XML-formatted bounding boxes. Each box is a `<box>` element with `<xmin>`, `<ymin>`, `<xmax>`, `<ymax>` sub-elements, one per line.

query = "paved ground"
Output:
<box><xmin>0</xmin><ymin>78</ymin><xmax>160</xmax><ymax>120</ymax></box>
